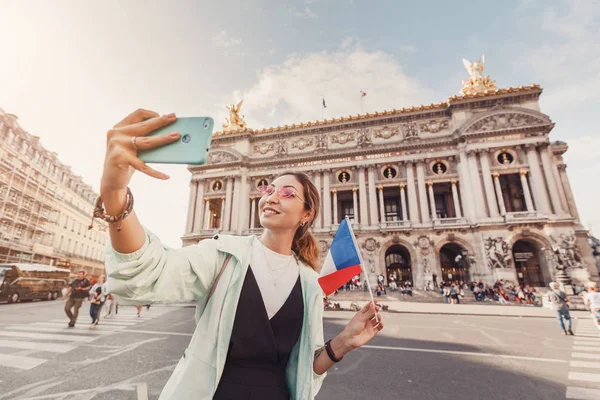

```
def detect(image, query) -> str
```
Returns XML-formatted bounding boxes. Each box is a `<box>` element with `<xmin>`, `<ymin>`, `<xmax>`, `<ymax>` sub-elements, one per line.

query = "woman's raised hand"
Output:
<box><xmin>100</xmin><ymin>109</ymin><xmax>179</xmax><ymax>194</ymax></box>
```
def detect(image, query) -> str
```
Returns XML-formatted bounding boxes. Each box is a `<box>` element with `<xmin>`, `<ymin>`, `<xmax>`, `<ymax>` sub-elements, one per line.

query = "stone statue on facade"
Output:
<box><xmin>361</xmin><ymin>238</ymin><xmax>380</xmax><ymax>274</ymax></box>
<box><xmin>315</xmin><ymin>133</ymin><xmax>328</xmax><ymax>151</ymax></box>
<box><xmin>401</xmin><ymin>122</ymin><xmax>419</xmax><ymax>140</ymax></box>
<box><xmin>356</xmin><ymin>128</ymin><xmax>372</xmax><ymax>147</ymax></box>
<box><xmin>222</xmin><ymin>100</ymin><xmax>247</xmax><ymax>132</ymax></box>
<box><xmin>551</xmin><ymin>233</ymin><xmax>584</xmax><ymax>270</ymax></box>
<box><xmin>485</xmin><ymin>237</ymin><xmax>511</xmax><ymax>269</ymax></box>
<box><xmin>274</xmin><ymin>139</ymin><xmax>288</xmax><ymax>156</ymax></box>
<box><xmin>461</xmin><ymin>55</ymin><xmax>497</xmax><ymax>96</ymax></box>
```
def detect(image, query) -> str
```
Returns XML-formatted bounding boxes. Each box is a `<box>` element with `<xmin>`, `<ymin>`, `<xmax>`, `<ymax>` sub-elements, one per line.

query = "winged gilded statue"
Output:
<box><xmin>223</xmin><ymin>100</ymin><xmax>247</xmax><ymax>131</ymax></box>
<box><xmin>460</xmin><ymin>54</ymin><xmax>496</xmax><ymax>95</ymax></box>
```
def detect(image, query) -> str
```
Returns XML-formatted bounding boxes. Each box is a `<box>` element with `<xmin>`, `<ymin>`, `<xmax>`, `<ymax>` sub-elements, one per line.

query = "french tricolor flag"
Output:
<box><xmin>318</xmin><ymin>218</ymin><xmax>364</xmax><ymax>296</ymax></box>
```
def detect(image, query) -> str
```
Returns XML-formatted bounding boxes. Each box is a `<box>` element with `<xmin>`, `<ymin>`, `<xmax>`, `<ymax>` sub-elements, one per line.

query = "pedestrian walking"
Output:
<box><xmin>583</xmin><ymin>282</ymin><xmax>600</xmax><ymax>327</ymax></box>
<box><xmin>104</xmin><ymin>293</ymin><xmax>117</xmax><ymax>318</ymax></box>
<box><xmin>89</xmin><ymin>275</ymin><xmax>108</xmax><ymax>328</ymax></box>
<box><xmin>99</xmin><ymin>111</ymin><xmax>384</xmax><ymax>399</ymax></box>
<box><xmin>432</xmin><ymin>272</ymin><xmax>438</xmax><ymax>288</ymax></box>
<box><xmin>548</xmin><ymin>282</ymin><xmax>573</xmax><ymax>335</ymax></box>
<box><xmin>64</xmin><ymin>270</ymin><xmax>91</xmax><ymax>328</ymax></box>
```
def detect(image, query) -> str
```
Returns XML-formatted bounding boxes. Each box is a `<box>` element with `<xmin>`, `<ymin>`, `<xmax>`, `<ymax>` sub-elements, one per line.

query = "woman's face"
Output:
<box><xmin>258</xmin><ymin>175</ymin><xmax>311</xmax><ymax>232</ymax></box>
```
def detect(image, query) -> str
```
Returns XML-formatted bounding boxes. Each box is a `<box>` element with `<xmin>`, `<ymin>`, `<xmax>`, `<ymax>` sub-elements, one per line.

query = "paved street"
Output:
<box><xmin>0</xmin><ymin>300</ymin><xmax>599</xmax><ymax>399</ymax></box>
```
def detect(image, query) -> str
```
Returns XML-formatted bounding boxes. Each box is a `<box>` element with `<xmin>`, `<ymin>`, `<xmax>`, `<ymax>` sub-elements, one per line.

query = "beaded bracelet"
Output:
<box><xmin>88</xmin><ymin>187</ymin><xmax>134</xmax><ymax>232</ymax></box>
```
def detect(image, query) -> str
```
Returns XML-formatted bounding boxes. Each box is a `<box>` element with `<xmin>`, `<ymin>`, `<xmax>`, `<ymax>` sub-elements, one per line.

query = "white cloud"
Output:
<box><xmin>212</xmin><ymin>30</ymin><xmax>242</xmax><ymax>48</ymax></box>
<box><xmin>516</xmin><ymin>2</ymin><xmax>600</xmax><ymax>113</ymax></box>
<box><xmin>221</xmin><ymin>46</ymin><xmax>434</xmax><ymax>130</ymax></box>
<box><xmin>291</xmin><ymin>7</ymin><xmax>318</xmax><ymax>19</ymax></box>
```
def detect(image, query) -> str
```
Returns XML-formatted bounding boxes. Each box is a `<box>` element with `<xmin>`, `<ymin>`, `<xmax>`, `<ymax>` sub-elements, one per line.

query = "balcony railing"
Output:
<box><xmin>434</xmin><ymin>217</ymin><xmax>467</xmax><ymax>227</ymax></box>
<box><xmin>381</xmin><ymin>220</ymin><xmax>411</xmax><ymax>229</ymax></box>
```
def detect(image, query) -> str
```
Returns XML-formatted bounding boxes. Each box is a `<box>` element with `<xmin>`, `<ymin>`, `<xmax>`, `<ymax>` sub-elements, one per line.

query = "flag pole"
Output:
<box><xmin>360</xmin><ymin>90</ymin><xmax>364</xmax><ymax>115</ymax></box>
<box><xmin>344</xmin><ymin>216</ymin><xmax>379</xmax><ymax>322</ymax></box>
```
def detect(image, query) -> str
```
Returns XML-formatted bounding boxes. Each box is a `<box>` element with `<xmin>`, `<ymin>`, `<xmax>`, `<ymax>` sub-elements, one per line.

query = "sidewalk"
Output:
<box><xmin>328</xmin><ymin>299</ymin><xmax>590</xmax><ymax>319</ymax></box>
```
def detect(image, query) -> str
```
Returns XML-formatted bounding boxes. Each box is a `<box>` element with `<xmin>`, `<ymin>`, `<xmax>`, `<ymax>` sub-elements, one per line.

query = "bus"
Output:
<box><xmin>0</xmin><ymin>263</ymin><xmax>71</xmax><ymax>303</ymax></box>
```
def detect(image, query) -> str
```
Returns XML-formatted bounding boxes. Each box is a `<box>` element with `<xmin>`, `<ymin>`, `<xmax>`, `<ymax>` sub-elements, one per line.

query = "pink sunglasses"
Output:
<box><xmin>258</xmin><ymin>185</ymin><xmax>309</xmax><ymax>206</ymax></box>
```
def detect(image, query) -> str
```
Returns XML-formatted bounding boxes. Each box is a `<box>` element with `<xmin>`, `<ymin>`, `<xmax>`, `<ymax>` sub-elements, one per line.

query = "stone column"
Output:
<box><xmin>467</xmin><ymin>151</ymin><xmax>487</xmax><ymax>218</ymax></box>
<box><xmin>493</xmin><ymin>173</ymin><xmax>507</xmax><ymax>215</ymax></box>
<box><xmin>558</xmin><ymin>165</ymin><xmax>580</xmax><ymax>220</ymax></box>
<box><xmin>405</xmin><ymin>162</ymin><xmax>419</xmax><ymax>224</ymax></box>
<box><xmin>552</xmin><ymin>163</ymin><xmax>569</xmax><ymax>213</ymax></box>
<box><xmin>520</xmin><ymin>171</ymin><xmax>535</xmax><ymax>212</ymax></box>
<box><xmin>193</xmin><ymin>180</ymin><xmax>205</xmax><ymax>232</ymax></box>
<box><xmin>416</xmin><ymin>161</ymin><xmax>430</xmax><ymax>223</ymax></box>
<box><xmin>451</xmin><ymin>180</ymin><xmax>462</xmax><ymax>218</ymax></box>
<box><xmin>332</xmin><ymin>190</ymin><xmax>338</xmax><ymax>224</ymax></box>
<box><xmin>237</xmin><ymin>175</ymin><xmax>249</xmax><ymax>234</ymax></box>
<box><xmin>479</xmin><ymin>151</ymin><xmax>499</xmax><ymax>217</ymax></box>
<box><xmin>367</xmin><ymin>166</ymin><xmax>378</xmax><ymax>227</ymax></box>
<box><xmin>525</xmin><ymin>145</ymin><xmax>551</xmax><ymax>214</ymax></box>
<box><xmin>203</xmin><ymin>199</ymin><xmax>211</xmax><ymax>229</ymax></box>
<box><xmin>400</xmin><ymin>185</ymin><xmax>407</xmax><ymax>221</ymax></box>
<box><xmin>323</xmin><ymin>172</ymin><xmax>331</xmax><ymax>228</ymax></box>
<box><xmin>220</xmin><ymin>197</ymin><xmax>226</xmax><ymax>230</ymax></box>
<box><xmin>352</xmin><ymin>188</ymin><xmax>358</xmax><ymax>224</ymax></box>
<box><xmin>377</xmin><ymin>186</ymin><xmax>385</xmax><ymax>225</ymax></box>
<box><xmin>223</xmin><ymin>178</ymin><xmax>233</xmax><ymax>231</ymax></box>
<box><xmin>250</xmin><ymin>198</ymin><xmax>256</xmax><ymax>229</ymax></box>
<box><xmin>230</xmin><ymin>177</ymin><xmax>241</xmax><ymax>232</ymax></box>
<box><xmin>458</xmin><ymin>150</ymin><xmax>474</xmax><ymax>220</ymax></box>
<box><xmin>427</xmin><ymin>182</ymin><xmax>436</xmax><ymax>220</ymax></box>
<box><xmin>185</xmin><ymin>180</ymin><xmax>198</xmax><ymax>233</ymax></box>
<box><xmin>314</xmin><ymin>171</ymin><xmax>322</xmax><ymax>229</ymax></box>
<box><xmin>358</xmin><ymin>167</ymin><xmax>369</xmax><ymax>227</ymax></box>
<box><xmin>539</xmin><ymin>145</ymin><xmax>564</xmax><ymax>215</ymax></box>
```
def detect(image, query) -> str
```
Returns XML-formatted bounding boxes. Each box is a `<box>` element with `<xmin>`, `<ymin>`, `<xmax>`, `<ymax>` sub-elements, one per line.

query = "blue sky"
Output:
<box><xmin>0</xmin><ymin>0</ymin><xmax>598</xmax><ymax>246</ymax></box>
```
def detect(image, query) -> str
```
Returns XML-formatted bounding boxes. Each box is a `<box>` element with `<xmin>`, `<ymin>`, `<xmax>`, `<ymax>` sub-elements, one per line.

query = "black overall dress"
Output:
<box><xmin>213</xmin><ymin>266</ymin><xmax>304</xmax><ymax>400</ymax></box>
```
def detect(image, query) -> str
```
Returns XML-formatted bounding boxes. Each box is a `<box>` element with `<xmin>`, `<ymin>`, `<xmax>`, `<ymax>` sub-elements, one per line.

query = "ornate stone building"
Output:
<box><xmin>0</xmin><ymin>108</ymin><xmax>108</xmax><ymax>278</ymax></box>
<box><xmin>182</xmin><ymin>58</ymin><xmax>596</xmax><ymax>289</ymax></box>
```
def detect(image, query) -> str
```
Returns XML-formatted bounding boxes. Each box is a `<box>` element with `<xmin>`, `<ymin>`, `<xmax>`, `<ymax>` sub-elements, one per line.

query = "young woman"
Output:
<box><xmin>100</xmin><ymin>110</ymin><xmax>384</xmax><ymax>399</ymax></box>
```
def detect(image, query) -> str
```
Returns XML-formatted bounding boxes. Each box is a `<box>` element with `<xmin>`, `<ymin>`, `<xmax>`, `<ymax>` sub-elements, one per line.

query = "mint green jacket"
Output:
<box><xmin>105</xmin><ymin>230</ymin><xmax>327</xmax><ymax>399</ymax></box>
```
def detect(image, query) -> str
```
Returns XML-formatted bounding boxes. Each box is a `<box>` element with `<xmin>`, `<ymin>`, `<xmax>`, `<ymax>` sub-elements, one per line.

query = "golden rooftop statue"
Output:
<box><xmin>461</xmin><ymin>55</ymin><xmax>497</xmax><ymax>95</ymax></box>
<box><xmin>222</xmin><ymin>100</ymin><xmax>247</xmax><ymax>132</ymax></box>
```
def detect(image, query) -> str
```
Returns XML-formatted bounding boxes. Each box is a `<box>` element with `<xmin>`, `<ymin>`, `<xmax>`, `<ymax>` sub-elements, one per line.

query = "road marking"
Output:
<box><xmin>566</xmin><ymin>387</ymin><xmax>600</xmax><ymax>399</ymax></box>
<box><xmin>568</xmin><ymin>371</ymin><xmax>600</xmax><ymax>383</ymax></box>
<box><xmin>572</xmin><ymin>352</ymin><xmax>600</xmax><ymax>359</ymax></box>
<box><xmin>574</xmin><ymin>340</ymin><xmax>600</xmax><ymax>346</ymax></box>
<box><xmin>570</xmin><ymin>360</ymin><xmax>600</xmax><ymax>369</ymax></box>
<box><xmin>5</xmin><ymin>325</ymin><xmax>113</xmax><ymax>335</ymax></box>
<box><xmin>49</xmin><ymin>319</ymin><xmax>137</xmax><ymax>326</ymax></box>
<box><xmin>31</xmin><ymin>322</ymin><xmax>126</xmax><ymax>331</ymax></box>
<box><xmin>361</xmin><ymin>345</ymin><xmax>567</xmax><ymax>363</ymax></box>
<box><xmin>0</xmin><ymin>339</ymin><xmax>75</xmax><ymax>353</ymax></box>
<box><xmin>0</xmin><ymin>353</ymin><xmax>47</xmax><ymax>370</ymax></box>
<box><xmin>0</xmin><ymin>330</ymin><xmax>96</xmax><ymax>343</ymax></box>
<box><xmin>572</xmin><ymin>346</ymin><xmax>600</xmax><ymax>352</ymax></box>
<box><xmin>120</xmin><ymin>329</ymin><xmax>193</xmax><ymax>337</ymax></box>
<box><xmin>137</xmin><ymin>382</ymin><xmax>149</xmax><ymax>400</ymax></box>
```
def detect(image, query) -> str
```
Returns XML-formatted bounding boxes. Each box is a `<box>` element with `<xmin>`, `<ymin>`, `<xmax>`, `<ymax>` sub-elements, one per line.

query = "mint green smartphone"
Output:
<box><xmin>138</xmin><ymin>117</ymin><xmax>214</xmax><ymax>165</ymax></box>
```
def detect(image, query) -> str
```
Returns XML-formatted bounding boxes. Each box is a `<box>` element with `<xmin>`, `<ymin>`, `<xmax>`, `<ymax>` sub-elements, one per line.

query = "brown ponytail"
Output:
<box><xmin>275</xmin><ymin>171</ymin><xmax>321</xmax><ymax>272</ymax></box>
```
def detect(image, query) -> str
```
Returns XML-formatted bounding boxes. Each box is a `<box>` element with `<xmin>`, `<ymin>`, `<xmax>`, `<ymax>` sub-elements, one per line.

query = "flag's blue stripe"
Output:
<box><xmin>330</xmin><ymin>219</ymin><xmax>361</xmax><ymax>270</ymax></box>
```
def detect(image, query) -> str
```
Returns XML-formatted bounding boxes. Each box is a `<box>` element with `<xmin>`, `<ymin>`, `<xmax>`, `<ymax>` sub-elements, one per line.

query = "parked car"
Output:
<box><xmin>0</xmin><ymin>263</ymin><xmax>70</xmax><ymax>303</ymax></box>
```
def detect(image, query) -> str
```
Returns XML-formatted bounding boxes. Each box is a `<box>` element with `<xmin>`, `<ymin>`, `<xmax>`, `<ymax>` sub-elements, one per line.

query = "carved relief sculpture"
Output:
<box><xmin>401</xmin><ymin>122</ymin><xmax>419</xmax><ymax>140</ymax></box>
<box><xmin>356</xmin><ymin>128</ymin><xmax>372</xmax><ymax>147</ymax></box>
<box><xmin>362</xmin><ymin>238</ymin><xmax>380</xmax><ymax>274</ymax></box>
<box><xmin>275</xmin><ymin>139</ymin><xmax>288</xmax><ymax>156</ymax></box>
<box><xmin>551</xmin><ymin>233</ymin><xmax>584</xmax><ymax>270</ymax></box>
<box><xmin>484</xmin><ymin>237</ymin><xmax>512</xmax><ymax>269</ymax></box>
<box><xmin>253</xmin><ymin>142</ymin><xmax>274</xmax><ymax>155</ymax></box>
<box><xmin>420</xmin><ymin>120</ymin><xmax>449</xmax><ymax>133</ymax></box>
<box><xmin>330</xmin><ymin>131</ymin><xmax>356</xmax><ymax>145</ymax></box>
<box><xmin>374</xmin><ymin>127</ymin><xmax>399</xmax><ymax>140</ymax></box>
<box><xmin>461</xmin><ymin>55</ymin><xmax>497</xmax><ymax>95</ymax></box>
<box><xmin>315</xmin><ymin>133</ymin><xmax>328</xmax><ymax>150</ymax></box>
<box><xmin>291</xmin><ymin>137</ymin><xmax>314</xmax><ymax>150</ymax></box>
<box><xmin>466</xmin><ymin>113</ymin><xmax>547</xmax><ymax>133</ymax></box>
<box><xmin>207</xmin><ymin>150</ymin><xmax>239</xmax><ymax>164</ymax></box>
<box><xmin>414</xmin><ymin>235</ymin><xmax>433</xmax><ymax>274</ymax></box>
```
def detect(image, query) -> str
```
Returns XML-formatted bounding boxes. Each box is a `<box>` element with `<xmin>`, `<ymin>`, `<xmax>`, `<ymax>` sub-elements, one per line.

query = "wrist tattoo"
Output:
<box><xmin>314</xmin><ymin>346</ymin><xmax>325</xmax><ymax>359</ymax></box>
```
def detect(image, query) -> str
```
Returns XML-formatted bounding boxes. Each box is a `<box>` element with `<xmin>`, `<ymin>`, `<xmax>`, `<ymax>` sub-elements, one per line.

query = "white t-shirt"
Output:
<box><xmin>585</xmin><ymin>291</ymin><xmax>600</xmax><ymax>309</ymax></box>
<box><xmin>250</xmin><ymin>239</ymin><xmax>300</xmax><ymax>319</ymax></box>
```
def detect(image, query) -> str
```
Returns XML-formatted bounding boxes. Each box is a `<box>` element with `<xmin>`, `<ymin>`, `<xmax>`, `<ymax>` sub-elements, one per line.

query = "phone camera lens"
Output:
<box><xmin>182</xmin><ymin>134</ymin><xmax>191</xmax><ymax>143</ymax></box>
<box><xmin>203</xmin><ymin>120</ymin><xmax>209</xmax><ymax>129</ymax></box>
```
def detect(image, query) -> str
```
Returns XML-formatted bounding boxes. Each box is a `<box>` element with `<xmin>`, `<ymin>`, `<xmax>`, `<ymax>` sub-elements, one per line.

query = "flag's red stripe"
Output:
<box><xmin>318</xmin><ymin>264</ymin><xmax>362</xmax><ymax>296</ymax></box>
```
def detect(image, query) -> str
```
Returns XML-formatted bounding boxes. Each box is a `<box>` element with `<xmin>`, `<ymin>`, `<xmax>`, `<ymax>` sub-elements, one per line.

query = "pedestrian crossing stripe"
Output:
<box><xmin>570</xmin><ymin>361</ymin><xmax>600</xmax><ymax>370</ymax></box>
<box><xmin>0</xmin><ymin>307</ymin><xmax>170</xmax><ymax>372</ymax></box>
<box><xmin>566</xmin><ymin>319</ymin><xmax>600</xmax><ymax>399</ymax></box>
